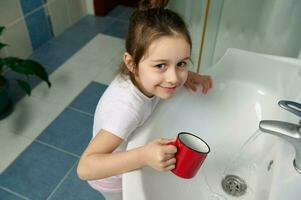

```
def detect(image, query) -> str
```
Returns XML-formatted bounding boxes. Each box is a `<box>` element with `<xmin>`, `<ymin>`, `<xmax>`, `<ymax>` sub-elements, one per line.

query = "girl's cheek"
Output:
<box><xmin>149</xmin><ymin>75</ymin><xmax>163</xmax><ymax>86</ymax></box>
<box><xmin>140</xmin><ymin>71</ymin><xmax>161</xmax><ymax>86</ymax></box>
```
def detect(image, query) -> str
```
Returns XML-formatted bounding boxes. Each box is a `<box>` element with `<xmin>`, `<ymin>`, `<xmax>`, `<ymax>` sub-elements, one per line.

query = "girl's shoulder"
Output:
<box><xmin>103</xmin><ymin>74</ymin><xmax>133</xmax><ymax>100</ymax></box>
<box><xmin>98</xmin><ymin>73</ymin><xmax>159</xmax><ymax>114</ymax></box>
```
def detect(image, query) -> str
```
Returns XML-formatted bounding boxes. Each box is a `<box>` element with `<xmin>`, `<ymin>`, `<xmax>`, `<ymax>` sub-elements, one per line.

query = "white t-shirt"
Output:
<box><xmin>88</xmin><ymin>74</ymin><xmax>160</xmax><ymax>193</ymax></box>
<box><xmin>93</xmin><ymin>74</ymin><xmax>160</xmax><ymax>147</ymax></box>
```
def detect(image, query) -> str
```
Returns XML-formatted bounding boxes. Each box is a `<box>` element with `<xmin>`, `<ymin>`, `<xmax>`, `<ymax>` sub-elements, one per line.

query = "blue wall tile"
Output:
<box><xmin>37</xmin><ymin>108</ymin><xmax>93</xmax><ymax>156</ymax></box>
<box><xmin>103</xmin><ymin>19</ymin><xmax>128</xmax><ymax>39</ymax></box>
<box><xmin>29</xmin><ymin>41</ymin><xmax>78</xmax><ymax>71</ymax></box>
<box><xmin>0</xmin><ymin>189</ymin><xmax>24</xmax><ymax>200</ymax></box>
<box><xmin>107</xmin><ymin>5</ymin><xmax>135</xmax><ymax>22</ymax></box>
<box><xmin>20</xmin><ymin>0</ymin><xmax>44</xmax><ymax>15</ymax></box>
<box><xmin>25</xmin><ymin>7</ymin><xmax>52</xmax><ymax>49</ymax></box>
<box><xmin>69</xmin><ymin>82</ymin><xmax>108</xmax><ymax>115</ymax></box>
<box><xmin>0</xmin><ymin>142</ymin><xmax>77</xmax><ymax>200</ymax></box>
<box><xmin>49</xmin><ymin>167</ymin><xmax>105</xmax><ymax>200</ymax></box>
<box><xmin>51</xmin><ymin>15</ymin><xmax>112</xmax><ymax>50</ymax></box>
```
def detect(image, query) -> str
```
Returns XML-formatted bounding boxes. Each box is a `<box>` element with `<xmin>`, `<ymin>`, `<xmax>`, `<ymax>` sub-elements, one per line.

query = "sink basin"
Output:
<box><xmin>123</xmin><ymin>48</ymin><xmax>301</xmax><ymax>200</ymax></box>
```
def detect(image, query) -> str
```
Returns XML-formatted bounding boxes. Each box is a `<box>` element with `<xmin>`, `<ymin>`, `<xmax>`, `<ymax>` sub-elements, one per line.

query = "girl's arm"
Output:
<box><xmin>77</xmin><ymin>129</ymin><xmax>177</xmax><ymax>180</ymax></box>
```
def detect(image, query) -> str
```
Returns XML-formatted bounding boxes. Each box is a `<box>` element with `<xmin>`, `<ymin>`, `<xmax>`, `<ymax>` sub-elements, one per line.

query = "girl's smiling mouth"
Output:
<box><xmin>159</xmin><ymin>85</ymin><xmax>177</xmax><ymax>92</ymax></box>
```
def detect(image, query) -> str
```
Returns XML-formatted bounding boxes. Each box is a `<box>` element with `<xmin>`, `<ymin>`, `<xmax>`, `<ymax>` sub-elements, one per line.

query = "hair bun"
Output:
<box><xmin>138</xmin><ymin>0</ymin><xmax>169</xmax><ymax>10</ymax></box>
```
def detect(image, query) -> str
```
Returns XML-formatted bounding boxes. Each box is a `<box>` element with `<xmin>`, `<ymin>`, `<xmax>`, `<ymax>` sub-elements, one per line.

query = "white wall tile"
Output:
<box><xmin>31</xmin><ymin>60</ymin><xmax>95</xmax><ymax>106</ymax></box>
<box><xmin>94</xmin><ymin>57</ymin><xmax>121</xmax><ymax>85</ymax></box>
<box><xmin>0</xmin><ymin>131</ymin><xmax>32</xmax><ymax>173</ymax></box>
<box><xmin>85</xmin><ymin>0</ymin><xmax>94</xmax><ymax>15</ymax></box>
<box><xmin>0</xmin><ymin>49</ymin><xmax>8</xmax><ymax>58</ymax></box>
<box><xmin>81</xmin><ymin>0</ymin><xmax>88</xmax><ymax>15</ymax></box>
<box><xmin>47</xmin><ymin>0</ymin><xmax>70</xmax><ymax>36</ymax></box>
<box><xmin>67</xmin><ymin>0</ymin><xmax>87</xmax><ymax>26</ymax></box>
<box><xmin>0</xmin><ymin>95</ymin><xmax>65</xmax><ymax>139</ymax></box>
<box><xmin>67</xmin><ymin>34</ymin><xmax>124</xmax><ymax>66</ymax></box>
<box><xmin>2</xmin><ymin>19</ymin><xmax>33</xmax><ymax>58</ymax></box>
<box><xmin>0</xmin><ymin>36</ymin><xmax>9</xmax><ymax>57</ymax></box>
<box><xmin>0</xmin><ymin>0</ymin><xmax>23</xmax><ymax>26</ymax></box>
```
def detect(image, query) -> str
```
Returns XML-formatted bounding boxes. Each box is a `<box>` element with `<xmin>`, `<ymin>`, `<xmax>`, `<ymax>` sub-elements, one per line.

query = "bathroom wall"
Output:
<box><xmin>85</xmin><ymin>0</ymin><xmax>94</xmax><ymax>15</ymax></box>
<box><xmin>170</xmin><ymin>0</ymin><xmax>301</xmax><ymax>71</ymax></box>
<box><xmin>168</xmin><ymin>0</ymin><xmax>206</xmax><ymax>72</ymax></box>
<box><xmin>0</xmin><ymin>0</ymin><xmax>87</xmax><ymax>59</ymax></box>
<box><xmin>202</xmin><ymin>0</ymin><xmax>301</xmax><ymax>69</ymax></box>
<box><xmin>168</xmin><ymin>0</ymin><xmax>225</xmax><ymax>72</ymax></box>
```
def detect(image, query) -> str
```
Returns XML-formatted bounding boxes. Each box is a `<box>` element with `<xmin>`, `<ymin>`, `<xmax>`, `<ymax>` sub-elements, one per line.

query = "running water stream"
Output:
<box><xmin>204</xmin><ymin>130</ymin><xmax>265</xmax><ymax>199</ymax></box>
<box><xmin>223</xmin><ymin>130</ymin><xmax>263</xmax><ymax>176</ymax></box>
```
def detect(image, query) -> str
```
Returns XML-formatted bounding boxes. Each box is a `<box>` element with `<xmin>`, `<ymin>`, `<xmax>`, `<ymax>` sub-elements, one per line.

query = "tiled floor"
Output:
<box><xmin>0</xmin><ymin>5</ymin><xmax>133</xmax><ymax>200</ymax></box>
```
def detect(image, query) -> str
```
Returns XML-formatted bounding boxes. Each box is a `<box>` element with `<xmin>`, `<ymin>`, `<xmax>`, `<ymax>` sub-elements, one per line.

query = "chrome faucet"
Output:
<box><xmin>259</xmin><ymin>100</ymin><xmax>301</xmax><ymax>174</ymax></box>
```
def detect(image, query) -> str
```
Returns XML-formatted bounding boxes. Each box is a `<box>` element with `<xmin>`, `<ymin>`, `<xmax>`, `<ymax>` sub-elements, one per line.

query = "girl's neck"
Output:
<box><xmin>130</xmin><ymin>75</ymin><xmax>154</xmax><ymax>98</ymax></box>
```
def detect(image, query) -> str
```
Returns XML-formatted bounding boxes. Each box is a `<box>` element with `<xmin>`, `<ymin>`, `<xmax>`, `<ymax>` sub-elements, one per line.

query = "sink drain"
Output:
<box><xmin>221</xmin><ymin>175</ymin><xmax>247</xmax><ymax>197</ymax></box>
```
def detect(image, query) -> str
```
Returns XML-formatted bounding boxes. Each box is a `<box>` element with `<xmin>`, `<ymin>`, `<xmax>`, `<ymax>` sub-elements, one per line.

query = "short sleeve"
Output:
<box><xmin>96</xmin><ymin>103</ymin><xmax>140</xmax><ymax>141</ymax></box>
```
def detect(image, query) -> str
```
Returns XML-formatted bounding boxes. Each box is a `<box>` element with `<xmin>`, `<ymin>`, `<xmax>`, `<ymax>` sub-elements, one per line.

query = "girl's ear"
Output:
<box><xmin>123</xmin><ymin>52</ymin><xmax>136</xmax><ymax>74</ymax></box>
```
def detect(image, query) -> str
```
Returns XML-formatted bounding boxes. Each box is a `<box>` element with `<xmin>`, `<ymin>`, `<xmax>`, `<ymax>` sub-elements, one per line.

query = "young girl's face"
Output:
<box><xmin>134</xmin><ymin>36</ymin><xmax>190</xmax><ymax>99</ymax></box>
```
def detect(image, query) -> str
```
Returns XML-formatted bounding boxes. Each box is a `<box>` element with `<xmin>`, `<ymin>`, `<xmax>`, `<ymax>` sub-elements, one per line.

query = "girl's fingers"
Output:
<box><xmin>202</xmin><ymin>83</ymin><xmax>210</xmax><ymax>94</ymax></box>
<box><xmin>157</xmin><ymin>139</ymin><xmax>177</xmax><ymax>154</ymax></box>
<box><xmin>207</xmin><ymin>76</ymin><xmax>213</xmax><ymax>88</ymax></box>
<box><xmin>163</xmin><ymin>145</ymin><xmax>177</xmax><ymax>154</ymax></box>
<box><xmin>162</xmin><ymin>158</ymin><xmax>176</xmax><ymax>168</ymax></box>
<box><xmin>162</xmin><ymin>153</ymin><xmax>175</xmax><ymax>161</ymax></box>
<box><xmin>158</xmin><ymin>138</ymin><xmax>174</xmax><ymax>145</ymax></box>
<box><xmin>200</xmin><ymin>76</ymin><xmax>213</xmax><ymax>87</ymax></box>
<box><xmin>186</xmin><ymin>74</ymin><xmax>213</xmax><ymax>93</ymax></box>
<box><xmin>186</xmin><ymin>81</ymin><xmax>197</xmax><ymax>92</ymax></box>
<box><xmin>205</xmin><ymin>77</ymin><xmax>212</xmax><ymax>88</ymax></box>
<box><xmin>164</xmin><ymin>164</ymin><xmax>176</xmax><ymax>171</ymax></box>
<box><xmin>165</xmin><ymin>158</ymin><xmax>176</xmax><ymax>165</ymax></box>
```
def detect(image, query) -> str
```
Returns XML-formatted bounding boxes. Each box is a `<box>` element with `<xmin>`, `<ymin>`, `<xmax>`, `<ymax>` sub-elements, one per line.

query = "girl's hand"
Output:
<box><xmin>141</xmin><ymin>138</ymin><xmax>177</xmax><ymax>172</ymax></box>
<box><xmin>184</xmin><ymin>71</ymin><xmax>213</xmax><ymax>94</ymax></box>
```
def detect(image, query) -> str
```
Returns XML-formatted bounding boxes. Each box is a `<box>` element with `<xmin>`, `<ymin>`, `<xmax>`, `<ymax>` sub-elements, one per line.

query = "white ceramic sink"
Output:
<box><xmin>123</xmin><ymin>48</ymin><xmax>301</xmax><ymax>200</ymax></box>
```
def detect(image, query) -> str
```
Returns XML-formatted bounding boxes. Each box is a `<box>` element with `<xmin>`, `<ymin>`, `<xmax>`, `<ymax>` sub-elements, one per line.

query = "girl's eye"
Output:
<box><xmin>155</xmin><ymin>64</ymin><xmax>166</xmax><ymax>70</ymax></box>
<box><xmin>177</xmin><ymin>61</ymin><xmax>187</xmax><ymax>68</ymax></box>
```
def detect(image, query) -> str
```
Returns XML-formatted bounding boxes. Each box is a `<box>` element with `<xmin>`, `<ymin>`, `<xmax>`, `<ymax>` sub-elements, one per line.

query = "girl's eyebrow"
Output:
<box><xmin>151</xmin><ymin>56</ymin><xmax>190</xmax><ymax>62</ymax></box>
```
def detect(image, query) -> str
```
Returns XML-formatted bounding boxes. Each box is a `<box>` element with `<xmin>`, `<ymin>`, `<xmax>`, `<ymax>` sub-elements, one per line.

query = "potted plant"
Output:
<box><xmin>0</xmin><ymin>26</ymin><xmax>51</xmax><ymax>119</ymax></box>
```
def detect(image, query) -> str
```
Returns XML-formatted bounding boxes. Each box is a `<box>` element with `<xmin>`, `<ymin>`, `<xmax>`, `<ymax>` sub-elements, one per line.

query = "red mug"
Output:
<box><xmin>168</xmin><ymin>132</ymin><xmax>210</xmax><ymax>179</ymax></box>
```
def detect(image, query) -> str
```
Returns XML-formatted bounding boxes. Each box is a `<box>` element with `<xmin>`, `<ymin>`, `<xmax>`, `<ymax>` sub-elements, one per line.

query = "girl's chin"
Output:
<box><xmin>155</xmin><ymin>92</ymin><xmax>175</xmax><ymax>99</ymax></box>
<box><xmin>154</xmin><ymin>87</ymin><xmax>178</xmax><ymax>99</ymax></box>
<box><xmin>160</xmin><ymin>95</ymin><xmax>173</xmax><ymax>100</ymax></box>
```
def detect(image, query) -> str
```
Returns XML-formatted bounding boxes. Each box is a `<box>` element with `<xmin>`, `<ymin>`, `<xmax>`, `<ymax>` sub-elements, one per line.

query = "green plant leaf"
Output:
<box><xmin>1</xmin><ymin>57</ymin><xmax>32</xmax><ymax>74</ymax></box>
<box><xmin>16</xmin><ymin>79</ymin><xmax>31</xmax><ymax>96</ymax></box>
<box><xmin>0</xmin><ymin>26</ymin><xmax>4</xmax><ymax>35</ymax></box>
<box><xmin>1</xmin><ymin>57</ymin><xmax>51</xmax><ymax>88</ymax></box>
<box><xmin>0</xmin><ymin>58</ymin><xmax>4</xmax><ymax>73</ymax></box>
<box><xmin>0</xmin><ymin>42</ymin><xmax>6</xmax><ymax>50</ymax></box>
<box><xmin>26</xmin><ymin>59</ymin><xmax>51</xmax><ymax>88</ymax></box>
<box><xmin>0</xmin><ymin>26</ymin><xmax>51</xmax><ymax>95</ymax></box>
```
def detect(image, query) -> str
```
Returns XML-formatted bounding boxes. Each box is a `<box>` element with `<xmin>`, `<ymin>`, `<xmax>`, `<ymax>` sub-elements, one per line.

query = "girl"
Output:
<box><xmin>77</xmin><ymin>0</ymin><xmax>213</xmax><ymax>199</ymax></box>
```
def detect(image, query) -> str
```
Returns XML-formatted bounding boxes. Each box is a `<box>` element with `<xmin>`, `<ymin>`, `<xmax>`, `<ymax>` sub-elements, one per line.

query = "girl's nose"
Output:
<box><xmin>165</xmin><ymin>67</ymin><xmax>179</xmax><ymax>84</ymax></box>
